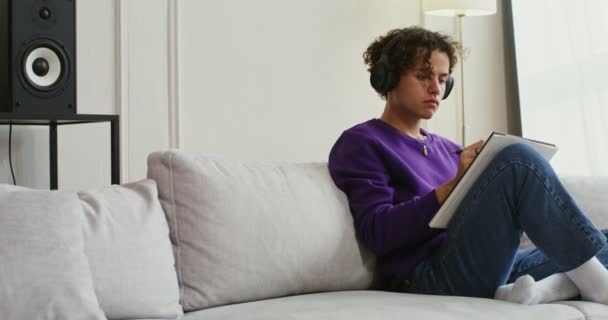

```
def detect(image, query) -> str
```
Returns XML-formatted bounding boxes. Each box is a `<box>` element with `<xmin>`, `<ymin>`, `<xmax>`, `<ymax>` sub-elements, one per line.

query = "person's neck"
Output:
<box><xmin>380</xmin><ymin>109</ymin><xmax>425</xmax><ymax>140</ymax></box>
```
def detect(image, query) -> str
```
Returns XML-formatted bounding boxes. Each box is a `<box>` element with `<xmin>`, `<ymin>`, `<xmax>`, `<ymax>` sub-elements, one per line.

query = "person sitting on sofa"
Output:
<box><xmin>328</xmin><ymin>26</ymin><xmax>608</xmax><ymax>305</ymax></box>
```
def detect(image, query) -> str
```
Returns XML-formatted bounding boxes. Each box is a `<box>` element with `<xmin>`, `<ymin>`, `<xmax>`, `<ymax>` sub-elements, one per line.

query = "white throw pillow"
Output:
<box><xmin>147</xmin><ymin>150</ymin><xmax>376</xmax><ymax>311</ymax></box>
<box><xmin>77</xmin><ymin>179</ymin><xmax>182</xmax><ymax>319</ymax></box>
<box><xmin>0</xmin><ymin>189</ymin><xmax>106</xmax><ymax>320</ymax></box>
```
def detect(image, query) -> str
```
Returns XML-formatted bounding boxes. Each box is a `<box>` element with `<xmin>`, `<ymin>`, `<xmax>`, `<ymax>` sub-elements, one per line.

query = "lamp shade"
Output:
<box><xmin>423</xmin><ymin>0</ymin><xmax>496</xmax><ymax>16</ymax></box>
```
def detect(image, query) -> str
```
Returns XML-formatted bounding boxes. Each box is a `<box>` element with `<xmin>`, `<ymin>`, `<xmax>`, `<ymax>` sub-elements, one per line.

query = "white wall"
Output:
<box><xmin>177</xmin><ymin>0</ymin><xmax>422</xmax><ymax>162</ymax></box>
<box><xmin>118</xmin><ymin>0</ymin><xmax>172</xmax><ymax>183</ymax></box>
<box><xmin>0</xmin><ymin>0</ymin><xmax>512</xmax><ymax>188</ymax></box>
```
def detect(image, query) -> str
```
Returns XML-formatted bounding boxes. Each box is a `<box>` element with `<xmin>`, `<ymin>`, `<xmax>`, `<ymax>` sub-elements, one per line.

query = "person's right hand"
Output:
<box><xmin>454</xmin><ymin>140</ymin><xmax>485</xmax><ymax>182</ymax></box>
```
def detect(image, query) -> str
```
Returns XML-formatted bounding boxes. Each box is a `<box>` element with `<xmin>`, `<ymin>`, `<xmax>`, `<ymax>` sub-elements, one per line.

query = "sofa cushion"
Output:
<box><xmin>0</xmin><ymin>189</ymin><xmax>106</xmax><ymax>320</ymax></box>
<box><xmin>561</xmin><ymin>176</ymin><xmax>608</xmax><ymax>227</ymax></box>
<box><xmin>147</xmin><ymin>150</ymin><xmax>376</xmax><ymax>311</ymax></box>
<box><xmin>520</xmin><ymin>176</ymin><xmax>608</xmax><ymax>249</ymax></box>
<box><xmin>78</xmin><ymin>179</ymin><xmax>182</xmax><ymax>319</ymax></box>
<box><xmin>556</xmin><ymin>301</ymin><xmax>608</xmax><ymax>320</ymax></box>
<box><xmin>181</xmin><ymin>290</ymin><xmax>591</xmax><ymax>320</ymax></box>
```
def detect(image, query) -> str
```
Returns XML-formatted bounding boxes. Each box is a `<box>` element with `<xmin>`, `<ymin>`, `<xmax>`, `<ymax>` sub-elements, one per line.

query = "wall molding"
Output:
<box><xmin>167</xmin><ymin>0</ymin><xmax>181</xmax><ymax>149</ymax></box>
<box><xmin>115</xmin><ymin>0</ymin><xmax>130</xmax><ymax>182</ymax></box>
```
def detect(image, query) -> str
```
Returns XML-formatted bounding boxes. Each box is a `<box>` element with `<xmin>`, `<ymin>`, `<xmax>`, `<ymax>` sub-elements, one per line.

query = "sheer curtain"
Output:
<box><xmin>511</xmin><ymin>0</ymin><xmax>608</xmax><ymax>176</ymax></box>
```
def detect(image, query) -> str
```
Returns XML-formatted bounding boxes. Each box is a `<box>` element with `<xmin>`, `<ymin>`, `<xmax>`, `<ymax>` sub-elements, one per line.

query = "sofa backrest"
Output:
<box><xmin>147</xmin><ymin>150</ymin><xmax>376</xmax><ymax>312</ymax></box>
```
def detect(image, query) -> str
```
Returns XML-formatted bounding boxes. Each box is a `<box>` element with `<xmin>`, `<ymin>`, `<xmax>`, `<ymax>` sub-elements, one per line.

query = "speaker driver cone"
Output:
<box><xmin>19</xmin><ymin>38</ymin><xmax>69</xmax><ymax>95</ymax></box>
<box><xmin>24</xmin><ymin>47</ymin><xmax>61</xmax><ymax>88</ymax></box>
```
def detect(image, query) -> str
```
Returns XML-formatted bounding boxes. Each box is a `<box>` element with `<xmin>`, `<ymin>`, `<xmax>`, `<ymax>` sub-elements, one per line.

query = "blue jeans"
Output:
<box><xmin>401</xmin><ymin>143</ymin><xmax>607</xmax><ymax>298</ymax></box>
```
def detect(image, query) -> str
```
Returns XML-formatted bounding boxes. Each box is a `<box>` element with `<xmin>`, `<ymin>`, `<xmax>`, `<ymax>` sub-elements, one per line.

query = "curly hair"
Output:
<box><xmin>363</xmin><ymin>26</ymin><xmax>460</xmax><ymax>98</ymax></box>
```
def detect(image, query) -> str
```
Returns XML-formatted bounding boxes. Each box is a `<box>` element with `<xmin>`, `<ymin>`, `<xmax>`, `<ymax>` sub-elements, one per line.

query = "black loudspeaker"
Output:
<box><xmin>370</xmin><ymin>31</ymin><xmax>454</xmax><ymax>100</ymax></box>
<box><xmin>0</xmin><ymin>0</ymin><xmax>76</xmax><ymax>114</ymax></box>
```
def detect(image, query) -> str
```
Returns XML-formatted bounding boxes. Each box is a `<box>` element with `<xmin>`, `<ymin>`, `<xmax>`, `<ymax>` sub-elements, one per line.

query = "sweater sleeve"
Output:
<box><xmin>328</xmin><ymin>132</ymin><xmax>441</xmax><ymax>257</ymax></box>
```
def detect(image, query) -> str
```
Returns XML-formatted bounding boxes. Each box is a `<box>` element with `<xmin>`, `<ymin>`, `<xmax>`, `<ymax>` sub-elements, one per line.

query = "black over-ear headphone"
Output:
<box><xmin>369</xmin><ymin>31</ymin><xmax>454</xmax><ymax>100</ymax></box>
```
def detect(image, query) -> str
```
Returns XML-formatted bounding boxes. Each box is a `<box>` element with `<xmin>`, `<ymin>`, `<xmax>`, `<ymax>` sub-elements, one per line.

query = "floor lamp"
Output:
<box><xmin>423</xmin><ymin>0</ymin><xmax>496</xmax><ymax>146</ymax></box>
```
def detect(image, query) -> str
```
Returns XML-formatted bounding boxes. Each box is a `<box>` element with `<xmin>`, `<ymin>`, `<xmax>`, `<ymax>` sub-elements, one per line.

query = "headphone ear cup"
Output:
<box><xmin>442</xmin><ymin>74</ymin><xmax>454</xmax><ymax>100</ymax></box>
<box><xmin>370</xmin><ymin>54</ymin><xmax>393</xmax><ymax>94</ymax></box>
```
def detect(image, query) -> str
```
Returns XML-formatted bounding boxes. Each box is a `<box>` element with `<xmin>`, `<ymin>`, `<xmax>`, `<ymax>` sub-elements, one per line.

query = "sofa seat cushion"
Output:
<box><xmin>182</xmin><ymin>290</ymin><xmax>593</xmax><ymax>320</ymax></box>
<box><xmin>556</xmin><ymin>301</ymin><xmax>608</xmax><ymax>320</ymax></box>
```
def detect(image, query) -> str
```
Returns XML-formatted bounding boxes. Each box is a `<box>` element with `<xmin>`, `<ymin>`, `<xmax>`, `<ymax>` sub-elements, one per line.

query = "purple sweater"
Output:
<box><xmin>328</xmin><ymin>119</ymin><xmax>461</xmax><ymax>289</ymax></box>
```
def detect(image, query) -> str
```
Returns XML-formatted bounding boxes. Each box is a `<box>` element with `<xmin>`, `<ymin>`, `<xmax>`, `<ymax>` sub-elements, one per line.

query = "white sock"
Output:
<box><xmin>566</xmin><ymin>256</ymin><xmax>608</xmax><ymax>304</ymax></box>
<box><xmin>494</xmin><ymin>273</ymin><xmax>579</xmax><ymax>305</ymax></box>
<box><xmin>494</xmin><ymin>283</ymin><xmax>514</xmax><ymax>301</ymax></box>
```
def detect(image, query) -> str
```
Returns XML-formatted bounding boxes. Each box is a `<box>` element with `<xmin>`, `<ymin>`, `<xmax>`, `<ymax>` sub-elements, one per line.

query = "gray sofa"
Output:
<box><xmin>1</xmin><ymin>149</ymin><xmax>608</xmax><ymax>320</ymax></box>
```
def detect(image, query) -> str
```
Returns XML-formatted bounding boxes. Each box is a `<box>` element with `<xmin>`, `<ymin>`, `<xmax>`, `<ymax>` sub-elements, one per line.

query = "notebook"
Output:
<box><xmin>428</xmin><ymin>132</ymin><xmax>558</xmax><ymax>229</ymax></box>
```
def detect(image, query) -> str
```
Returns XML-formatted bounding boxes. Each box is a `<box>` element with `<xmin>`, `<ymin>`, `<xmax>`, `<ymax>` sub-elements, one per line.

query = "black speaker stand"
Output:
<box><xmin>0</xmin><ymin>113</ymin><xmax>119</xmax><ymax>189</ymax></box>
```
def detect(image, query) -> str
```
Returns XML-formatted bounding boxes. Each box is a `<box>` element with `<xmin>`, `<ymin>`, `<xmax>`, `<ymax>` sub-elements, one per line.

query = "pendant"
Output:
<box><xmin>423</xmin><ymin>145</ymin><xmax>428</xmax><ymax>157</ymax></box>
